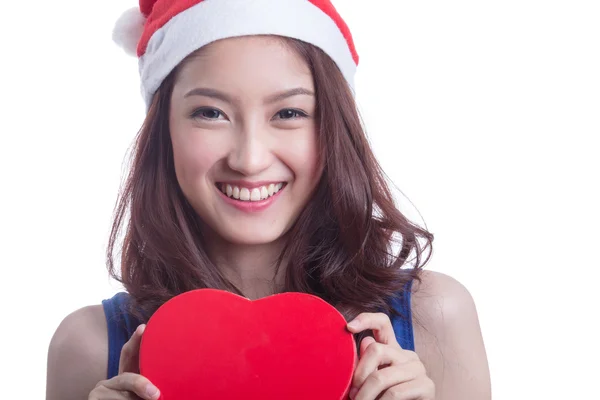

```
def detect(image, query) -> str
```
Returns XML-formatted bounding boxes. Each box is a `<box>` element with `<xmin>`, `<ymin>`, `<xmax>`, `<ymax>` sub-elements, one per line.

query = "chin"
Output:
<box><xmin>217</xmin><ymin>228</ymin><xmax>287</xmax><ymax>246</ymax></box>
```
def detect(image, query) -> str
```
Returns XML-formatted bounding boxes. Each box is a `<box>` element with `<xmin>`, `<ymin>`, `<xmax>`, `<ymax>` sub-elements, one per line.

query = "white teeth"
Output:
<box><xmin>219</xmin><ymin>183</ymin><xmax>285</xmax><ymax>202</ymax></box>
<box><xmin>250</xmin><ymin>188</ymin><xmax>261</xmax><ymax>201</ymax></box>
<box><xmin>239</xmin><ymin>187</ymin><xmax>250</xmax><ymax>201</ymax></box>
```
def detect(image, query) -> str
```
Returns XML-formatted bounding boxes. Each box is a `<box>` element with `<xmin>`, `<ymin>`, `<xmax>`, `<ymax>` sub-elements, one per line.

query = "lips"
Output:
<box><xmin>214</xmin><ymin>181</ymin><xmax>288</xmax><ymax>213</ymax></box>
<box><xmin>218</xmin><ymin>182</ymin><xmax>286</xmax><ymax>202</ymax></box>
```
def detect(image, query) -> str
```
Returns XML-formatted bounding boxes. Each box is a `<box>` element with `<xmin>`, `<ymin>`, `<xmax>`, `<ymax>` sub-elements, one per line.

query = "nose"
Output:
<box><xmin>226</xmin><ymin>123</ymin><xmax>273</xmax><ymax>176</ymax></box>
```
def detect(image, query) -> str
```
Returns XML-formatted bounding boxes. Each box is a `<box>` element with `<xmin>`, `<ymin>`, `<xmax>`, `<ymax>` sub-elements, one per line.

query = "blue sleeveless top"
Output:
<box><xmin>101</xmin><ymin>284</ymin><xmax>415</xmax><ymax>380</ymax></box>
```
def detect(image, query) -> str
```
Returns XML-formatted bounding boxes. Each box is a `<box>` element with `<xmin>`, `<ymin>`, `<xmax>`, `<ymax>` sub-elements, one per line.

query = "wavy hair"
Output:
<box><xmin>106</xmin><ymin>37</ymin><xmax>434</xmax><ymax>329</ymax></box>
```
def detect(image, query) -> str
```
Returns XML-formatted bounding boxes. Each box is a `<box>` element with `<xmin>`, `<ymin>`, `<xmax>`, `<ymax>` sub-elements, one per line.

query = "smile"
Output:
<box><xmin>215</xmin><ymin>182</ymin><xmax>288</xmax><ymax>213</ymax></box>
<box><xmin>217</xmin><ymin>183</ymin><xmax>286</xmax><ymax>202</ymax></box>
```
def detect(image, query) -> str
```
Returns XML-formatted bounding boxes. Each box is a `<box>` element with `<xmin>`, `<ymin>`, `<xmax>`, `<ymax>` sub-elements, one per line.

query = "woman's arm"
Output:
<box><xmin>412</xmin><ymin>271</ymin><xmax>491</xmax><ymax>399</ymax></box>
<box><xmin>46</xmin><ymin>305</ymin><xmax>108</xmax><ymax>400</ymax></box>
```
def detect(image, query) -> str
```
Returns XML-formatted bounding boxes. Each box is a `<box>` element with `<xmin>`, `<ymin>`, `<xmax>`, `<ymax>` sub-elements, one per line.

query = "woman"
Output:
<box><xmin>46</xmin><ymin>1</ymin><xmax>491</xmax><ymax>399</ymax></box>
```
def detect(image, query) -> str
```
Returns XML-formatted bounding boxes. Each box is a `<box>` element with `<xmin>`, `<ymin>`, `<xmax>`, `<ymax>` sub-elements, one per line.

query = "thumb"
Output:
<box><xmin>359</xmin><ymin>335</ymin><xmax>376</xmax><ymax>358</ymax></box>
<box><xmin>119</xmin><ymin>324</ymin><xmax>146</xmax><ymax>374</ymax></box>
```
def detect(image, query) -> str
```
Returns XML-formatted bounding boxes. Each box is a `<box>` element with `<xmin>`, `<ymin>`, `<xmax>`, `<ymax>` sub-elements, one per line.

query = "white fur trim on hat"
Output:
<box><xmin>138</xmin><ymin>0</ymin><xmax>357</xmax><ymax>108</ymax></box>
<box><xmin>113</xmin><ymin>7</ymin><xmax>147</xmax><ymax>57</ymax></box>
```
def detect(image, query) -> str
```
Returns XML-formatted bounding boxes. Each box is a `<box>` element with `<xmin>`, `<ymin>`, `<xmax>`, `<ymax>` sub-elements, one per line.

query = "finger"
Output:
<box><xmin>360</xmin><ymin>336</ymin><xmax>376</xmax><ymax>356</ymax></box>
<box><xmin>378</xmin><ymin>377</ymin><xmax>436</xmax><ymax>400</ymax></box>
<box><xmin>352</xmin><ymin>365</ymin><xmax>418</xmax><ymax>400</ymax></box>
<box><xmin>352</xmin><ymin>343</ymin><xmax>404</xmax><ymax>389</ymax></box>
<box><xmin>351</xmin><ymin>337</ymin><xmax>377</xmax><ymax>390</ymax></box>
<box><xmin>119</xmin><ymin>324</ymin><xmax>146</xmax><ymax>374</ymax></box>
<box><xmin>347</xmin><ymin>313</ymin><xmax>398</xmax><ymax>346</ymax></box>
<box><xmin>100</xmin><ymin>372</ymin><xmax>161</xmax><ymax>400</ymax></box>
<box><xmin>89</xmin><ymin>385</ymin><xmax>142</xmax><ymax>399</ymax></box>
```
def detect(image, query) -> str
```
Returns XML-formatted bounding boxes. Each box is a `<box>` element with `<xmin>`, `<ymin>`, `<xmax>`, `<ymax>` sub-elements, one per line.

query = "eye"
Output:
<box><xmin>274</xmin><ymin>109</ymin><xmax>308</xmax><ymax>120</ymax></box>
<box><xmin>190</xmin><ymin>107</ymin><xmax>225</xmax><ymax>120</ymax></box>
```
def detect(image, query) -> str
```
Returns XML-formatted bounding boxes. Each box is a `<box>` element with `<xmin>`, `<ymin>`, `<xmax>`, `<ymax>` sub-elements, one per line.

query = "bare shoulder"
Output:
<box><xmin>411</xmin><ymin>270</ymin><xmax>475</xmax><ymax>321</ymax></box>
<box><xmin>46</xmin><ymin>304</ymin><xmax>108</xmax><ymax>400</ymax></box>
<box><xmin>411</xmin><ymin>270</ymin><xmax>491</xmax><ymax>400</ymax></box>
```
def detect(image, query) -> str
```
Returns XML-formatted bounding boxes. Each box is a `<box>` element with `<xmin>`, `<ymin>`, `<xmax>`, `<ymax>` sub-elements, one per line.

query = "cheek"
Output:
<box><xmin>283</xmin><ymin>132</ymin><xmax>321</xmax><ymax>183</ymax></box>
<box><xmin>300</xmin><ymin>134</ymin><xmax>321</xmax><ymax>179</ymax></box>
<box><xmin>171</xmin><ymin>131</ymin><xmax>223</xmax><ymax>187</ymax></box>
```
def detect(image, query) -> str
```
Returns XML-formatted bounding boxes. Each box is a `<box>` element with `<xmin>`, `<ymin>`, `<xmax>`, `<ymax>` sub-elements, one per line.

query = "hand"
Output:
<box><xmin>88</xmin><ymin>324</ymin><xmax>161</xmax><ymax>400</ymax></box>
<box><xmin>346</xmin><ymin>313</ymin><xmax>435</xmax><ymax>400</ymax></box>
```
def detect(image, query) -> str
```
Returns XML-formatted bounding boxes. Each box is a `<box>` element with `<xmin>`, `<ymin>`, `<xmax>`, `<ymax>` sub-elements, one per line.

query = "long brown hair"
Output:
<box><xmin>106</xmin><ymin>37</ymin><xmax>434</xmax><ymax>325</ymax></box>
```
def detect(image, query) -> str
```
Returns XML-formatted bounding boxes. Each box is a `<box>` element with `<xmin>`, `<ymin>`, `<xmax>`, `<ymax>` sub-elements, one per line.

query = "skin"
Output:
<box><xmin>46</xmin><ymin>37</ymin><xmax>491</xmax><ymax>399</ymax></box>
<box><xmin>168</xmin><ymin>36</ymin><xmax>321</xmax><ymax>299</ymax></box>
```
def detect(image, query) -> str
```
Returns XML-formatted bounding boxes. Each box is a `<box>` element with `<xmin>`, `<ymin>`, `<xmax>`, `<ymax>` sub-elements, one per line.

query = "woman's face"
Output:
<box><xmin>169</xmin><ymin>36</ymin><xmax>321</xmax><ymax>245</ymax></box>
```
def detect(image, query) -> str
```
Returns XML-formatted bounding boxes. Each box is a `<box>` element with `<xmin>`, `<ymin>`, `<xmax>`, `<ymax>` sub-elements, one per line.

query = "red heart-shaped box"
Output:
<box><xmin>139</xmin><ymin>289</ymin><xmax>357</xmax><ymax>399</ymax></box>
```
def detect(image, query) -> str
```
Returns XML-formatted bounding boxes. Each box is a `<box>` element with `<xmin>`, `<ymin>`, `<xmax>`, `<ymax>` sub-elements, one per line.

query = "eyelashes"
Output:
<box><xmin>191</xmin><ymin>108</ymin><xmax>223</xmax><ymax>120</ymax></box>
<box><xmin>274</xmin><ymin>109</ymin><xmax>309</xmax><ymax>120</ymax></box>
<box><xmin>190</xmin><ymin>107</ymin><xmax>309</xmax><ymax>122</ymax></box>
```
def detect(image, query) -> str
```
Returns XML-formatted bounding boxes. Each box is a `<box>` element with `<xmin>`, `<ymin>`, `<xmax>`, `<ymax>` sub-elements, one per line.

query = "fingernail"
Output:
<box><xmin>146</xmin><ymin>384</ymin><xmax>159</xmax><ymax>399</ymax></box>
<box><xmin>347</xmin><ymin>320</ymin><xmax>360</xmax><ymax>330</ymax></box>
<box><xmin>349</xmin><ymin>387</ymin><xmax>358</xmax><ymax>399</ymax></box>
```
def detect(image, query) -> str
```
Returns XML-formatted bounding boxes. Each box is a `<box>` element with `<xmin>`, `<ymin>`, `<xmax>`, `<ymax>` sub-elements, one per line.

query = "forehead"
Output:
<box><xmin>173</xmin><ymin>36</ymin><xmax>314</xmax><ymax>94</ymax></box>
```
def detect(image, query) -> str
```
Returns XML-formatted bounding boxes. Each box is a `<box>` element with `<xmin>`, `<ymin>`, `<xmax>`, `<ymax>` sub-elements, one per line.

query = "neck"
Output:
<box><xmin>204</xmin><ymin>235</ymin><xmax>287</xmax><ymax>300</ymax></box>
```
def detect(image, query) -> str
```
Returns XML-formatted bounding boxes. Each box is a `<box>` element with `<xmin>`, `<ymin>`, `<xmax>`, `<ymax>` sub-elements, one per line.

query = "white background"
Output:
<box><xmin>1</xmin><ymin>0</ymin><xmax>598</xmax><ymax>397</ymax></box>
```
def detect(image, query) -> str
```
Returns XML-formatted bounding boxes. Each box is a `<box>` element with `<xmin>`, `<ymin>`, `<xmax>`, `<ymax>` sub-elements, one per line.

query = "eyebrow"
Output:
<box><xmin>183</xmin><ymin>87</ymin><xmax>314</xmax><ymax>105</ymax></box>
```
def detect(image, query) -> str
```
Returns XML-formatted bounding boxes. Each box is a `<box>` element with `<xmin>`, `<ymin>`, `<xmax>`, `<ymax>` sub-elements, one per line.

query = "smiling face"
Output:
<box><xmin>169</xmin><ymin>36</ymin><xmax>321</xmax><ymax>246</ymax></box>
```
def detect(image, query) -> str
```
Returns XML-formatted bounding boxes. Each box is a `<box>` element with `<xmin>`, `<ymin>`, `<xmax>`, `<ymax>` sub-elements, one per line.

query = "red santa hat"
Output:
<box><xmin>113</xmin><ymin>0</ymin><xmax>360</xmax><ymax>109</ymax></box>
